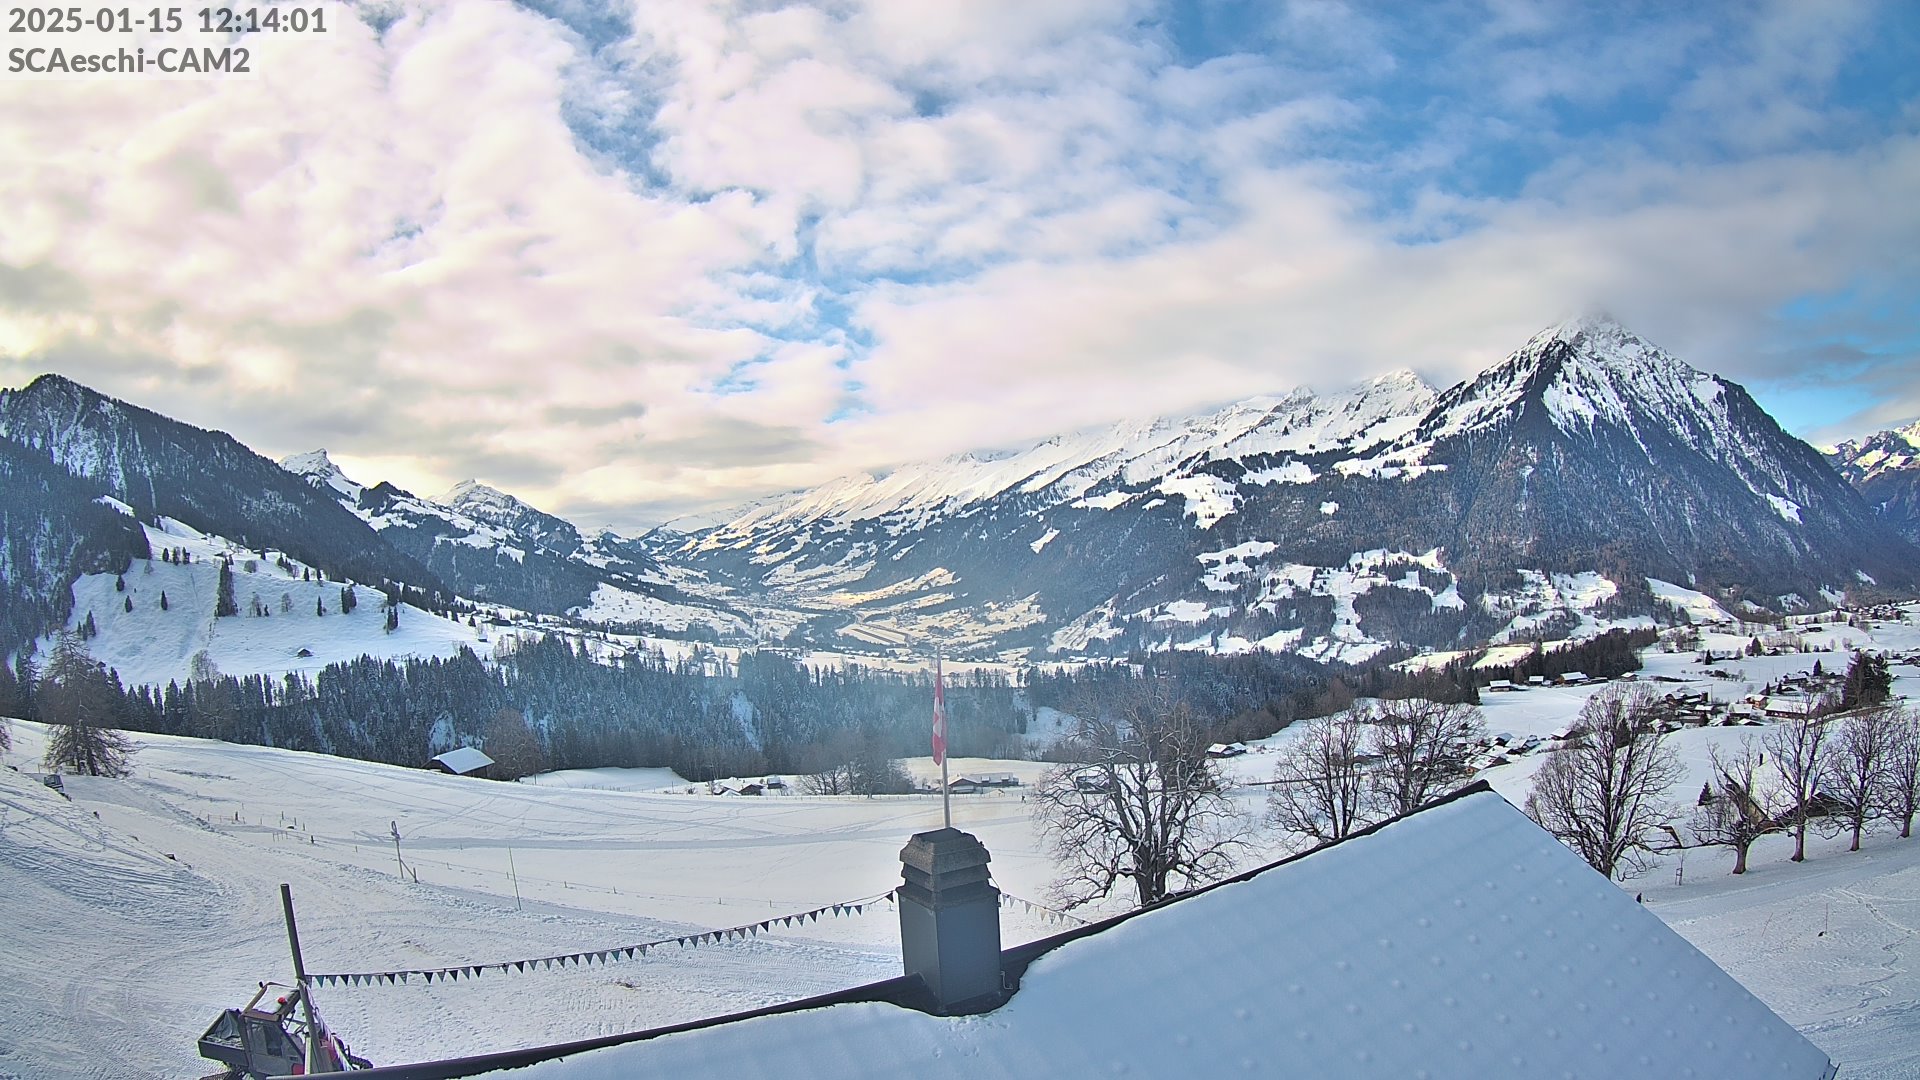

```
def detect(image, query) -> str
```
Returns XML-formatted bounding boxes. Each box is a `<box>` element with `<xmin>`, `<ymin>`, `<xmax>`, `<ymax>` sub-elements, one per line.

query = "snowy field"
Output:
<box><xmin>0</xmin><ymin>723</ymin><xmax>1078</xmax><ymax>1080</ymax></box>
<box><xmin>1</xmin><ymin>608</ymin><xmax>1917</xmax><ymax>1078</ymax></box>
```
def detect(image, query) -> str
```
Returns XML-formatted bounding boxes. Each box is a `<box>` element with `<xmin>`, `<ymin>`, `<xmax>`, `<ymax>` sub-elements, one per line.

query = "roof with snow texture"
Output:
<box><xmin>429</xmin><ymin>747</ymin><xmax>495</xmax><ymax>775</ymax></box>
<box><xmin>442</xmin><ymin>787</ymin><xmax>1832</xmax><ymax>1080</ymax></box>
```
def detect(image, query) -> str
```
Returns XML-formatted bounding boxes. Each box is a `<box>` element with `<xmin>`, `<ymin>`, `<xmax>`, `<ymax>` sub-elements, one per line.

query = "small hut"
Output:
<box><xmin>429</xmin><ymin>747</ymin><xmax>495</xmax><ymax>778</ymax></box>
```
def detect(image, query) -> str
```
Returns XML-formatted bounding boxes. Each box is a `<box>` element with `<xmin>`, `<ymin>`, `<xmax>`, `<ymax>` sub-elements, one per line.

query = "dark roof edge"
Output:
<box><xmin>273</xmin><ymin>973</ymin><xmax>936</xmax><ymax>1080</ymax></box>
<box><xmin>281</xmin><ymin>781</ymin><xmax>1501</xmax><ymax>1080</ymax></box>
<box><xmin>1001</xmin><ymin>780</ymin><xmax>1498</xmax><ymax>983</ymax></box>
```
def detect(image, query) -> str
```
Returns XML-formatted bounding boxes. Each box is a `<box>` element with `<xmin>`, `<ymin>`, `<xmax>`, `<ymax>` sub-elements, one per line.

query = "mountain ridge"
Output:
<box><xmin>4</xmin><ymin>317</ymin><xmax>1913</xmax><ymax>669</ymax></box>
<box><xmin>1828</xmin><ymin>420</ymin><xmax>1920</xmax><ymax>544</ymax></box>
<box><xmin>662</xmin><ymin>316</ymin><xmax>1916</xmax><ymax>659</ymax></box>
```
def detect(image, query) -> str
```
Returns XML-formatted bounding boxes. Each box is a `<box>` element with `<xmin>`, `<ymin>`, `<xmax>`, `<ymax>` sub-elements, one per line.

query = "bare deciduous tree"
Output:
<box><xmin>1524</xmin><ymin>683</ymin><xmax>1682</xmax><ymax>879</ymax></box>
<box><xmin>1877</xmin><ymin>705</ymin><xmax>1920</xmax><ymax>840</ymax></box>
<box><xmin>1826</xmin><ymin>706</ymin><xmax>1896</xmax><ymax>851</ymax></box>
<box><xmin>1688</xmin><ymin>736</ymin><xmax>1775</xmax><ymax>875</ymax></box>
<box><xmin>801</xmin><ymin>729</ymin><xmax>912</xmax><ymax>797</ymax></box>
<box><xmin>1266</xmin><ymin>706</ymin><xmax>1373</xmax><ymax>847</ymax></box>
<box><xmin>1765</xmin><ymin>715</ymin><xmax>1830</xmax><ymax>862</ymax></box>
<box><xmin>1032</xmin><ymin>680</ymin><xmax>1246</xmax><ymax>909</ymax></box>
<box><xmin>1370</xmin><ymin>697</ymin><xmax>1487</xmax><ymax>818</ymax></box>
<box><xmin>483</xmin><ymin>708</ymin><xmax>547</xmax><ymax>781</ymax></box>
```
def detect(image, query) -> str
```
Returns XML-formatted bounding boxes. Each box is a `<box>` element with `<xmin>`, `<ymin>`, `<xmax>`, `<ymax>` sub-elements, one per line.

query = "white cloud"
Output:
<box><xmin>0</xmin><ymin>0</ymin><xmax>1915</xmax><ymax>532</ymax></box>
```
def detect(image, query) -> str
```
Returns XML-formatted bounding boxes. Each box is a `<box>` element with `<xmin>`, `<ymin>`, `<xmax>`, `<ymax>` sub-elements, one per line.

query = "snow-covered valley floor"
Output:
<box><xmin>3</xmin><ymin>610</ymin><xmax>1919</xmax><ymax>1078</ymax></box>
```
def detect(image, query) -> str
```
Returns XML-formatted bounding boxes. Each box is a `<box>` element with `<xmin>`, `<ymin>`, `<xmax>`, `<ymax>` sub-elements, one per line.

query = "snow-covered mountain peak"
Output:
<box><xmin>1531</xmin><ymin>310</ymin><xmax>1629</xmax><ymax>347</ymax></box>
<box><xmin>1519</xmin><ymin>313</ymin><xmax>1696</xmax><ymax>381</ymax></box>
<box><xmin>279</xmin><ymin>449</ymin><xmax>363</xmax><ymax>502</ymax></box>
<box><xmin>441</xmin><ymin>479</ymin><xmax>527</xmax><ymax>520</ymax></box>
<box><xmin>1422</xmin><ymin>316</ymin><xmax>1723</xmax><ymax>444</ymax></box>
<box><xmin>1830</xmin><ymin>421</ymin><xmax>1920</xmax><ymax>480</ymax></box>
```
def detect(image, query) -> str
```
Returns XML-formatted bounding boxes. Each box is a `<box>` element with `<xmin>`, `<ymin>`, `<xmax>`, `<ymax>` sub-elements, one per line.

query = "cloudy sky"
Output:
<box><xmin>2</xmin><ymin>0</ymin><xmax>1916</xmax><ymax>532</ymax></box>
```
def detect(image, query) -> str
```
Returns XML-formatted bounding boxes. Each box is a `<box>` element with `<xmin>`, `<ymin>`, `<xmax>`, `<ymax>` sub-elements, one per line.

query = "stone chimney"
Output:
<box><xmin>897</xmin><ymin>827</ymin><xmax>1004</xmax><ymax>1014</ymax></box>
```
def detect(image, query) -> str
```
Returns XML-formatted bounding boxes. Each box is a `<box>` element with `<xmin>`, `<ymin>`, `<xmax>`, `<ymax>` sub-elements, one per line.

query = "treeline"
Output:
<box><xmin>0</xmin><ymin>624</ymin><xmax>1653</xmax><ymax>783</ymax></box>
<box><xmin>0</xmin><ymin>638</ymin><xmax>1030</xmax><ymax>782</ymax></box>
<box><xmin>1487</xmin><ymin>627</ymin><xmax>1657</xmax><ymax>684</ymax></box>
<box><xmin>1025</xmin><ymin>648</ymin><xmax>1468</xmax><ymax>745</ymax></box>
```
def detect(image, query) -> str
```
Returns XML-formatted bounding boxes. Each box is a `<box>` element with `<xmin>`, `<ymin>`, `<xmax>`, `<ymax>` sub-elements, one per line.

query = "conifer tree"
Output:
<box><xmin>159</xmin><ymin>591</ymin><xmax>169</xmax><ymax>612</ymax></box>
<box><xmin>214</xmin><ymin>559</ymin><xmax>239</xmax><ymax>618</ymax></box>
<box><xmin>1841</xmin><ymin>651</ymin><xmax>1892</xmax><ymax>710</ymax></box>
<box><xmin>39</xmin><ymin>634</ymin><xmax>134</xmax><ymax>777</ymax></box>
<box><xmin>11</xmin><ymin>654</ymin><xmax>37</xmax><ymax>722</ymax></box>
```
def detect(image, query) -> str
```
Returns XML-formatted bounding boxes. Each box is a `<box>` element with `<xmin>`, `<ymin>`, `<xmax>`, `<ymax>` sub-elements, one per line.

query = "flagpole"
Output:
<box><xmin>936</xmin><ymin>646</ymin><xmax>950</xmax><ymax>830</ymax></box>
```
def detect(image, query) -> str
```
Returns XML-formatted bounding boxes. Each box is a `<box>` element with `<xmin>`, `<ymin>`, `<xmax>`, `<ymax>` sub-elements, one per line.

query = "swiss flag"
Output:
<box><xmin>931</xmin><ymin>654</ymin><xmax>948</xmax><ymax>767</ymax></box>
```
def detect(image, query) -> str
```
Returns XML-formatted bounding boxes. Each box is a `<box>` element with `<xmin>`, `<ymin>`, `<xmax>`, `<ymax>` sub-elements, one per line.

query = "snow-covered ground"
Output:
<box><xmin>52</xmin><ymin>517</ymin><xmax>484</xmax><ymax>689</ymax></box>
<box><xmin>1</xmin><ymin>607</ymin><xmax>1916</xmax><ymax>1078</ymax></box>
<box><xmin>0</xmin><ymin>722</ymin><xmax>1071</xmax><ymax>1080</ymax></box>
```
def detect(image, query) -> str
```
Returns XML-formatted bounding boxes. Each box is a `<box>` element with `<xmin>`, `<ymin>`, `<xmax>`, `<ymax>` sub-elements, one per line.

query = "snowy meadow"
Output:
<box><xmin>2</xmin><ymin>610</ymin><xmax>1918</xmax><ymax>1078</ymax></box>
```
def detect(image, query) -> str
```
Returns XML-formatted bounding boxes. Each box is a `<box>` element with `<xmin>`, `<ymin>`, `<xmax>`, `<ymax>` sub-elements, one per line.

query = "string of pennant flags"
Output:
<box><xmin>306</xmin><ymin>889</ymin><xmax>900</xmax><ymax>988</ymax></box>
<box><xmin>994</xmin><ymin>888</ymin><xmax>1090</xmax><ymax>927</ymax></box>
<box><xmin>306</xmin><ymin>883</ymin><xmax>1092</xmax><ymax>989</ymax></box>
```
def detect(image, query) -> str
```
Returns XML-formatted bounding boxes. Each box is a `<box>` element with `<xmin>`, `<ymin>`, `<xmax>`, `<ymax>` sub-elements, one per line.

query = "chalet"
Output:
<box><xmin>1763</xmin><ymin>697</ymin><xmax>1824</xmax><ymax>720</ymax></box>
<box><xmin>944</xmin><ymin>774</ymin><xmax>1018</xmax><ymax>794</ymax></box>
<box><xmin>1557</xmin><ymin>671</ymin><xmax>1589</xmax><ymax>685</ymax></box>
<box><xmin>1205</xmin><ymin>742</ymin><xmax>1248</xmax><ymax>758</ymax></box>
<box><xmin>428</xmin><ymin>747</ymin><xmax>494</xmax><ymax>778</ymax></box>
<box><xmin>1484</xmin><ymin>678</ymin><xmax>1515</xmax><ymax>692</ymax></box>
<box><xmin>368</xmin><ymin>785</ymin><xmax>1835</xmax><ymax>1080</ymax></box>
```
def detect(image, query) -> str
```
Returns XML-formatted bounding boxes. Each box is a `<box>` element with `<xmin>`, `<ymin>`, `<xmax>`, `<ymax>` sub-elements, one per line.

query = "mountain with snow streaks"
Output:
<box><xmin>1828</xmin><ymin>421</ymin><xmax>1920</xmax><ymax>544</ymax></box>
<box><xmin>280</xmin><ymin>452</ymin><xmax>747</xmax><ymax>634</ymax></box>
<box><xmin>667</xmin><ymin>316</ymin><xmax>1917</xmax><ymax>659</ymax></box>
<box><xmin>0</xmin><ymin>376</ymin><xmax>449</xmax><ymax>659</ymax></box>
<box><xmin>3</xmin><ymin>317</ymin><xmax>1912</xmax><ymax>675</ymax></box>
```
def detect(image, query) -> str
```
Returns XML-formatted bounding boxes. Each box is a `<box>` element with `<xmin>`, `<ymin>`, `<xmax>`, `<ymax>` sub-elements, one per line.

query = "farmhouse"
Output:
<box><xmin>427</xmin><ymin>747</ymin><xmax>494</xmax><ymax>778</ymax></box>
<box><xmin>372</xmin><ymin>785</ymin><xmax>1833</xmax><ymax>1080</ymax></box>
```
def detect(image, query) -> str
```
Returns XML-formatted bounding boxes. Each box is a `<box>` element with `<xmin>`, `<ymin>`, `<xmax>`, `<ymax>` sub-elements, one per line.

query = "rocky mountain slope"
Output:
<box><xmin>280</xmin><ymin>451</ymin><xmax>746</xmax><ymax>635</ymax></box>
<box><xmin>664</xmin><ymin>316</ymin><xmax>1917</xmax><ymax>660</ymax></box>
<box><xmin>1828</xmin><ymin>421</ymin><xmax>1920</xmax><ymax>544</ymax></box>
<box><xmin>0</xmin><ymin>376</ymin><xmax>449</xmax><ymax>656</ymax></box>
<box><xmin>3</xmin><ymin>318</ymin><xmax>1911</xmax><ymax>670</ymax></box>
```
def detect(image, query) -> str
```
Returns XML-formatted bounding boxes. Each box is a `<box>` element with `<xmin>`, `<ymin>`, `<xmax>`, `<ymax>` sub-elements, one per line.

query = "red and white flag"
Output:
<box><xmin>931</xmin><ymin>653</ymin><xmax>948</xmax><ymax>767</ymax></box>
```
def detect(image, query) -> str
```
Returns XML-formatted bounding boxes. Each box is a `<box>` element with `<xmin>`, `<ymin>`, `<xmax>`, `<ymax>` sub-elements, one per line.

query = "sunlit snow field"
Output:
<box><xmin>1</xmin><ymin>609</ymin><xmax>1917</xmax><ymax>1078</ymax></box>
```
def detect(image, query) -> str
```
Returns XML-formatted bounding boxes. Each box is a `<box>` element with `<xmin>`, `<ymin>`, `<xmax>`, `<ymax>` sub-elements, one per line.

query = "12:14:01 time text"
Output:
<box><xmin>199</xmin><ymin>6</ymin><xmax>326</xmax><ymax>33</ymax></box>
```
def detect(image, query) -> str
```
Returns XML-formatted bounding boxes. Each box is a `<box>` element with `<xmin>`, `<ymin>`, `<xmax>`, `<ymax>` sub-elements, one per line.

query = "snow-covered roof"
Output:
<box><xmin>430</xmin><ymin>747</ymin><xmax>495</xmax><ymax>775</ymax></box>
<box><xmin>494</xmin><ymin>789</ymin><xmax>1831</xmax><ymax>1080</ymax></box>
